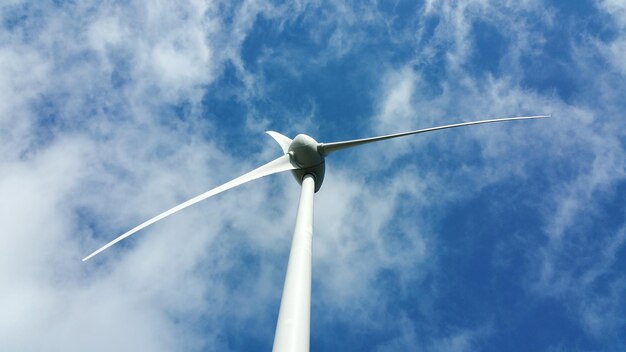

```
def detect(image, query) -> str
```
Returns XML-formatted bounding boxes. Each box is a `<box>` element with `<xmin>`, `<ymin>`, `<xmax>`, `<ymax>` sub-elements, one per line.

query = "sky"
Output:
<box><xmin>1</xmin><ymin>0</ymin><xmax>625</xmax><ymax>351</ymax></box>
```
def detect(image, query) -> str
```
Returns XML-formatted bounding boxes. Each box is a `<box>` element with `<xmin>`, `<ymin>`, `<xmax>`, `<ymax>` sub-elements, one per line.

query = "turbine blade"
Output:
<box><xmin>82</xmin><ymin>153</ymin><xmax>296</xmax><ymax>262</ymax></box>
<box><xmin>266</xmin><ymin>131</ymin><xmax>292</xmax><ymax>154</ymax></box>
<box><xmin>319</xmin><ymin>115</ymin><xmax>551</xmax><ymax>156</ymax></box>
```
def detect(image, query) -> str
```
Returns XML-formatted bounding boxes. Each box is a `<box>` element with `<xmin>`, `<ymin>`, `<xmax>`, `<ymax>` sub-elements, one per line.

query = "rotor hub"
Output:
<box><xmin>288</xmin><ymin>134</ymin><xmax>325</xmax><ymax>192</ymax></box>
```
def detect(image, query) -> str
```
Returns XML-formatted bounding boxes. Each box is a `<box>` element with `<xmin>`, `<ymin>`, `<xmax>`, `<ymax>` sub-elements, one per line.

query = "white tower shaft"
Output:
<box><xmin>273</xmin><ymin>174</ymin><xmax>315</xmax><ymax>352</ymax></box>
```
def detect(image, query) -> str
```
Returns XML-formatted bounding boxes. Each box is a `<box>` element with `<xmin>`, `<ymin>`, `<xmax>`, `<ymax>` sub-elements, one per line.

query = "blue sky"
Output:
<box><xmin>1</xmin><ymin>0</ymin><xmax>625</xmax><ymax>351</ymax></box>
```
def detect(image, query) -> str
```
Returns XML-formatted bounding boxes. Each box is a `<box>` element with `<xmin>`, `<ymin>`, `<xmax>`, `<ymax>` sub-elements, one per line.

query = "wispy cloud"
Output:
<box><xmin>1</xmin><ymin>0</ymin><xmax>625</xmax><ymax>351</ymax></box>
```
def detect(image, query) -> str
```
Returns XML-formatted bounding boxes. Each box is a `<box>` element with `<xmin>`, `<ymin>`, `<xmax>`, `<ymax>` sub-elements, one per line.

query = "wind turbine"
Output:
<box><xmin>83</xmin><ymin>114</ymin><xmax>550</xmax><ymax>352</ymax></box>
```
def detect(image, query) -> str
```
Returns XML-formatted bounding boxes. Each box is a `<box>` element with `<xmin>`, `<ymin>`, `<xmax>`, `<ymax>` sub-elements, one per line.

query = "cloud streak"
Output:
<box><xmin>1</xmin><ymin>0</ymin><xmax>625</xmax><ymax>351</ymax></box>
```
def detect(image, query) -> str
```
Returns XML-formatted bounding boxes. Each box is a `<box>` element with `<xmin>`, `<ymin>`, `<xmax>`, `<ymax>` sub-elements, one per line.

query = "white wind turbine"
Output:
<box><xmin>83</xmin><ymin>114</ymin><xmax>550</xmax><ymax>352</ymax></box>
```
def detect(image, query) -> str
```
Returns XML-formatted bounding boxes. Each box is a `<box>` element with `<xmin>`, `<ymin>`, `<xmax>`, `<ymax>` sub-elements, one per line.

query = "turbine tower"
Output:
<box><xmin>83</xmin><ymin>115</ymin><xmax>550</xmax><ymax>352</ymax></box>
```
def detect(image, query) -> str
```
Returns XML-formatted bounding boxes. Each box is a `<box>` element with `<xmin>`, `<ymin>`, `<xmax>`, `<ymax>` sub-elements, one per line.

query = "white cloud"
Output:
<box><xmin>598</xmin><ymin>0</ymin><xmax>626</xmax><ymax>27</ymax></box>
<box><xmin>0</xmin><ymin>45</ymin><xmax>50</xmax><ymax>159</ymax></box>
<box><xmin>595</xmin><ymin>0</ymin><xmax>626</xmax><ymax>76</ymax></box>
<box><xmin>361</xmin><ymin>0</ymin><xmax>626</xmax><ymax>346</ymax></box>
<box><xmin>2</xmin><ymin>0</ymin><xmax>626</xmax><ymax>350</ymax></box>
<box><xmin>0</xmin><ymin>1</ymin><xmax>299</xmax><ymax>350</ymax></box>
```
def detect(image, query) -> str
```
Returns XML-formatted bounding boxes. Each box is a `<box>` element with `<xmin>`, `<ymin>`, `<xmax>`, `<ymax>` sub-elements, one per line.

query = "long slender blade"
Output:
<box><xmin>82</xmin><ymin>153</ymin><xmax>296</xmax><ymax>262</ymax></box>
<box><xmin>319</xmin><ymin>115</ymin><xmax>551</xmax><ymax>156</ymax></box>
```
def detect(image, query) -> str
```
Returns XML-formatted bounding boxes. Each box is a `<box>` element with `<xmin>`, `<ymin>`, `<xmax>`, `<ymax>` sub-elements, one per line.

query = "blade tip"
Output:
<box><xmin>82</xmin><ymin>252</ymin><xmax>97</xmax><ymax>262</ymax></box>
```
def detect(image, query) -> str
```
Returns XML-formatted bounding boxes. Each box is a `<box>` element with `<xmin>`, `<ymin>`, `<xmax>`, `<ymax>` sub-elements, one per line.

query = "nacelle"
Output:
<box><xmin>288</xmin><ymin>134</ymin><xmax>325</xmax><ymax>192</ymax></box>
